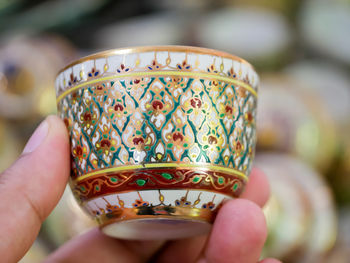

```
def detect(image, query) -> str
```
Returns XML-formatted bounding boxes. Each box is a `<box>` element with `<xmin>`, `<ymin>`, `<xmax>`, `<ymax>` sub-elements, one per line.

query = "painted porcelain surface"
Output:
<box><xmin>55</xmin><ymin>46</ymin><xmax>258</xmax><ymax>237</ymax></box>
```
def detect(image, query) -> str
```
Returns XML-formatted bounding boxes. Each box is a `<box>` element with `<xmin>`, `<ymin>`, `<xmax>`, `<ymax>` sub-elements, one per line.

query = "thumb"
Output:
<box><xmin>0</xmin><ymin>115</ymin><xmax>70</xmax><ymax>263</ymax></box>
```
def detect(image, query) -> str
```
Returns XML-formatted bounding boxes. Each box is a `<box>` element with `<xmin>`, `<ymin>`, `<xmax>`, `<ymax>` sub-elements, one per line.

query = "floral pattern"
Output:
<box><xmin>58</xmin><ymin>73</ymin><xmax>257</xmax><ymax>179</ymax></box>
<box><xmin>56</xmin><ymin>48</ymin><xmax>258</xmax><ymax>202</ymax></box>
<box><xmin>56</xmin><ymin>48</ymin><xmax>258</xmax><ymax>229</ymax></box>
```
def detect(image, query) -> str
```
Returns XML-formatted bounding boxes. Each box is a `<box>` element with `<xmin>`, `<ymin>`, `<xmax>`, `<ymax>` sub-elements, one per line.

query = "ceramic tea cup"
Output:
<box><xmin>55</xmin><ymin>46</ymin><xmax>259</xmax><ymax>240</ymax></box>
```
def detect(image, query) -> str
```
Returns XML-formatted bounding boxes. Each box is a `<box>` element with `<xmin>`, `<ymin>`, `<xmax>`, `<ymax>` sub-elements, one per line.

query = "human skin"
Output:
<box><xmin>0</xmin><ymin>116</ymin><xmax>281</xmax><ymax>263</ymax></box>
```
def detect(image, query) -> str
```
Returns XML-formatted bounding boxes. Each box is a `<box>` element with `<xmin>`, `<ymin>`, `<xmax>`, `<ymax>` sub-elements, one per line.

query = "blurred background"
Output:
<box><xmin>0</xmin><ymin>0</ymin><xmax>349</xmax><ymax>262</ymax></box>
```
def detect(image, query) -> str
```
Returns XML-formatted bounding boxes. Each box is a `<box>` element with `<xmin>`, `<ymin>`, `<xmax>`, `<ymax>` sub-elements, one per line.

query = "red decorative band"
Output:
<box><xmin>73</xmin><ymin>167</ymin><xmax>246</xmax><ymax>202</ymax></box>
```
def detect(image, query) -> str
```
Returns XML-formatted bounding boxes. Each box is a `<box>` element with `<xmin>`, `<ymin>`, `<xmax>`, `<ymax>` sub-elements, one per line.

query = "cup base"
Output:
<box><xmin>82</xmin><ymin>189</ymin><xmax>229</xmax><ymax>239</ymax></box>
<box><xmin>101</xmin><ymin>217</ymin><xmax>212</xmax><ymax>240</ymax></box>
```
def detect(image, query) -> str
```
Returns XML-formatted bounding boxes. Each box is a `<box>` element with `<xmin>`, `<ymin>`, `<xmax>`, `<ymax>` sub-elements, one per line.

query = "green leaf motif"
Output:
<box><xmin>136</xmin><ymin>179</ymin><xmax>146</xmax><ymax>186</ymax></box>
<box><xmin>193</xmin><ymin>176</ymin><xmax>201</xmax><ymax>183</ymax></box>
<box><xmin>161</xmin><ymin>173</ymin><xmax>173</xmax><ymax>180</ymax></box>
<box><xmin>110</xmin><ymin>177</ymin><xmax>118</xmax><ymax>183</ymax></box>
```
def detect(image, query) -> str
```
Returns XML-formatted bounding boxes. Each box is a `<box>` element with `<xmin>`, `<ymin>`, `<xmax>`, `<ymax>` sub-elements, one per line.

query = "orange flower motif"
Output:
<box><xmin>95</xmin><ymin>125</ymin><xmax>117</xmax><ymax>156</ymax></box>
<box><xmin>234</xmin><ymin>140</ymin><xmax>244</xmax><ymax>156</ymax></box>
<box><xmin>146</xmin><ymin>99</ymin><xmax>170</xmax><ymax>116</ymax></box>
<box><xmin>152</xmin><ymin>100</ymin><xmax>164</xmax><ymax>110</ymax></box>
<box><xmin>71</xmin><ymin>91</ymin><xmax>81</xmax><ymax>104</ymax></box>
<box><xmin>72</xmin><ymin>145</ymin><xmax>87</xmax><ymax>162</ymax></box>
<box><xmin>236</xmin><ymin>86</ymin><xmax>247</xmax><ymax>98</ymax></box>
<box><xmin>131</xmin><ymin>136</ymin><xmax>145</xmax><ymax>151</ymax></box>
<box><xmin>94</xmin><ymin>83</ymin><xmax>108</xmax><ymax>96</ymax></box>
<box><xmin>63</xmin><ymin>118</ymin><xmax>72</xmax><ymax>131</ymax></box>
<box><xmin>164</xmin><ymin>77</ymin><xmax>187</xmax><ymax>101</ymax></box>
<box><xmin>109</xmin><ymin>100</ymin><xmax>127</xmax><ymax>119</ymax></box>
<box><xmin>132</xmin><ymin>78</ymin><xmax>147</xmax><ymax>87</ymax></box>
<box><xmin>166</xmin><ymin>129</ymin><xmax>191</xmax><ymax>150</ymax></box>
<box><xmin>219</xmin><ymin>102</ymin><xmax>238</xmax><ymax>130</ymax></box>
<box><xmin>202</xmin><ymin>131</ymin><xmax>224</xmax><ymax>152</ymax></box>
<box><xmin>208</xmin><ymin>135</ymin><xmax>218</xmax><ymax>145</ymax></box>
<box><xmin>80</xmin><ymin>111</ymin><xmax>97</xmax><ymax>129</ymax></box>
<box><xmin>245</xmin><ymin>112</ymin><xmax>254</xmax><ymax>125</ymax></box>
<box><xmin>190</xmin><ymin>98</ymin><xmax>202</xmax><ymax>109</ymax></box>
<box><xmin>172</xmin><ymin>132</ymin><xmax>184</xmax><ymax>145</ymax></box>
<box><xmin>185</xmin><ymin>96</ymin><xmax>206</xmax><ymax>117</ymax></box>
<box><xmin>126</xmin><ymin>78</ymin><xmax>148</xmax><ymax>98</ymax></box>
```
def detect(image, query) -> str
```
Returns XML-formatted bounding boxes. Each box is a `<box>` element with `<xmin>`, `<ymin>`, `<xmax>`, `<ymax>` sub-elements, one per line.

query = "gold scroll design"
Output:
<box><xmin>74</xmin><ymin>167</ymin><xmax>245</xmax><ymax>201</ymax></box>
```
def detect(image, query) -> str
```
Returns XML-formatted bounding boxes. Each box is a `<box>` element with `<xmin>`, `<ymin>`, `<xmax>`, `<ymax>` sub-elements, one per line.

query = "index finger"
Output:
<box><xmin>0</xmin><ymin>116</ymin><xmax>70</xmax><ymax>263</ymax></box>
<box><xmin>240</xmin><ymin>168</ymin><xmax>270</xmax><ymax>207</ymax></box>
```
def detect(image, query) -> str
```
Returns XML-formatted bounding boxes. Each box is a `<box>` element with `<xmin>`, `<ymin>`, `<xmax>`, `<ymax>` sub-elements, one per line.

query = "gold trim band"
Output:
<box><xmin>57</xmin><ymin>70</ymin><xmax>257</xmax><ymax>103</ymax></box>
<box><xmin>75</xmin><ymin>163</ymin><xmax>248</xmax><ymax>183</ymax></box>
<box><xmin>58</xmin><ymin>45</ymin><xmax>255</xmax><ymax>75</ymax></box>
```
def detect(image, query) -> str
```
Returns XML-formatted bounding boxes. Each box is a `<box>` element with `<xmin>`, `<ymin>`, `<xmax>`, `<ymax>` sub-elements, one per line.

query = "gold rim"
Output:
<box><xmin>96</xmin><ymin>206</ymin><xmax>216</xmax><ymax>227</ymax></box>
<box><xmin>57</xmin><ymin>45</ymin><xmax>256</xmax><ymax>75</ymax></box>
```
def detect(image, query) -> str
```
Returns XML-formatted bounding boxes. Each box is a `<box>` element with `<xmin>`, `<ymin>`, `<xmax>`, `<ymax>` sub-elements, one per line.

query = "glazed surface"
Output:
<box><xmin>56</xmin><ymin>47</ymin><xmax>258</xmax><ymax>228</ymax></box>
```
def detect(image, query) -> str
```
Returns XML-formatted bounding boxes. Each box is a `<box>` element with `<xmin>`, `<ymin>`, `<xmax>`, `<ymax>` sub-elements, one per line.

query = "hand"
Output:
<box><xmin>0</xmin><ymin>116</ymin><xmax>281</xmax><ymax>263</ymax></box>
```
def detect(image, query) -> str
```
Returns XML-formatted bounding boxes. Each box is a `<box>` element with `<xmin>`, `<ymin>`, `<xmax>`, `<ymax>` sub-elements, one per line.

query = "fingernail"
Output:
<box><xmin>23</xmin><ymin>118</ymin><xmax>49</xmax><ymax>154</ymax></box>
